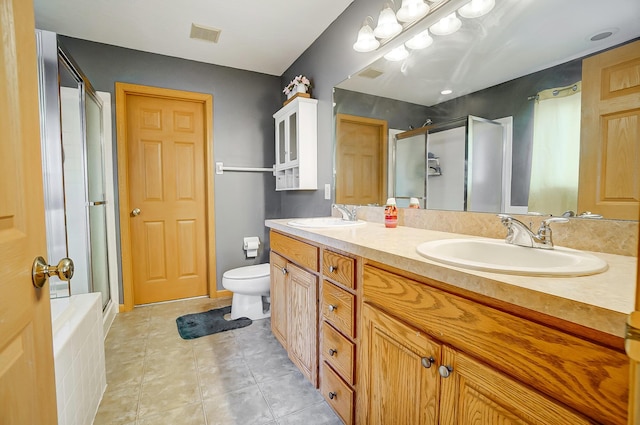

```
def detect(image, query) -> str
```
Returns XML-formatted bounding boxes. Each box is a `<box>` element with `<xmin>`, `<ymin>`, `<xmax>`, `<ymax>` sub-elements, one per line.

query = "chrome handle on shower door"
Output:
<box><xmin>131</xmin><ymin>208</ymin><xmax>141</xmax><ymax>216</ymax></box>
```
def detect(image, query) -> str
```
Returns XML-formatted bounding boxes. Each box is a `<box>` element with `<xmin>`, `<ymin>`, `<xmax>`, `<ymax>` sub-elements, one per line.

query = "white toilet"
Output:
<box><xmin>222</xmin><ymin>263</ymin><xmax>271</xmax><ymax>320</ymax></box>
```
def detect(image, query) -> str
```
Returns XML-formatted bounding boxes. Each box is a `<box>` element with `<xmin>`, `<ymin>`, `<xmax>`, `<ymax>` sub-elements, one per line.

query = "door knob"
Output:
<box><xmin>32</xmin><ymin>257</ymin><xmax>74</xmax><ymax>289</ymax></box>
<box><xmin>438</xmin><ymin>365</ymin><xmax>453</xmax><ymax>378</ymax></box>
<box><xmin>131</xmin><ymin>208</ymin><xmax>141</xmax><ymax>216</ymax></box>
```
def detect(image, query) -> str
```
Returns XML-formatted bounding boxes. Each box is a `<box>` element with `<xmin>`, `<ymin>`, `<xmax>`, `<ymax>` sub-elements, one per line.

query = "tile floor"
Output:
<box><xmin>94</xmin><ymin>297</ymin><xmax>343</xmax><ymax>425</ymax></box>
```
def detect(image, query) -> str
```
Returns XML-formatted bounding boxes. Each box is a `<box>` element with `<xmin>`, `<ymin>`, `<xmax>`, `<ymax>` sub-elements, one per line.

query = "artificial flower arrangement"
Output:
<box><xmin>283</xmin><ymin>75</ymin><xmax>312</xmax><ymax>96</ymax></box>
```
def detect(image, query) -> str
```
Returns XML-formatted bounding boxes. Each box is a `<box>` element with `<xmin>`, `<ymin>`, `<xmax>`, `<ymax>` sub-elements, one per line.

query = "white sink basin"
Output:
<box><xmin>288</xmin><ymin>217</ymin><xmax>366</xmax><ymax>228</ymax></box>
<box><xmin>416</xmin><ymin>238</ymin><xmax>608</xmax><ymax>277</ymax></box>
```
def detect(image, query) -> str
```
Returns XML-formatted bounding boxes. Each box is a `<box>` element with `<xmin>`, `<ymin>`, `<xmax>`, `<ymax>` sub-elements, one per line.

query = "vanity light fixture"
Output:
<box><xmin>405</xmin><ymin>28</ymin><xmax>434</xmax><ymax>50</ymax></box>
<box><xmin>396</xmin><ymin>0</ymin><xmax>430</xmax><ymax>23</ymax></box>
<box><xmin>374</xmin><ymin>3</ymin><xmax>403</xmax><ymax>39</ymax></box>
<box><xmin>353</xmin><ymin>17</ymin><xmax>381</xmax><ymax>52</ymax></box>
<box><xmin>458</xmin><ymin>0</ymin><xmax>495</xmax><ymax>19</ymax></box>
<box><xmin>384</xmin><ymin>44</ymin><xmax>410</xmax><ymax>61</ymax></box>
<box><xmin>429</xmin><ymin>12</ymin><xmax>462</xmax><ymax>35</ymax></box>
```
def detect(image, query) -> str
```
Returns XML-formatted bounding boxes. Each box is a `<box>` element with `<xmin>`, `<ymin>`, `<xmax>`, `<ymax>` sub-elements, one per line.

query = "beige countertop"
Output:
<box><xmin>265</xmin><ymin>218</ymin><xmax>637</xmax><ymax>338</ymax></box>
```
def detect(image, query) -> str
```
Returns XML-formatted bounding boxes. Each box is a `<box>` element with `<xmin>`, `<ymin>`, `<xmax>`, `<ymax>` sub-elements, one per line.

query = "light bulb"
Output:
<box><xmin>405</xmin><ymin>29</ymin><xmax>433</xmax><ymax>50</ymax></box>
<box><xmin>353</xmin><ymin>20</ymin><xmax>380</xmax><ymax>52</ymax></box>
<box><xmin>396</xmin><ymin>0</ymin><xmax>430</xmax><ymax>23</ymax></box>
<box><xmin>458</xmin><ymin>0</ymin><xmax>495</xmax><ymax>18</ymax></box>
<box><xmin>430</xmin><ymin>12</ymin><xmax>462</xmax><ymax>36</ymax></box>
<box><xmin>384</xmin><ymin>45</ymin><xmax>409</xmax><ymax>61</ymax></box>
<box><xmin>374</xmin><ymin>5</ymin><xmax>403</xmax><ymax>39</ymax></box>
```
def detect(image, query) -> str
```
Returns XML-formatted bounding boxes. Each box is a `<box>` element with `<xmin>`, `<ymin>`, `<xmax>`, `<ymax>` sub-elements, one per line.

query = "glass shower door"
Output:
<box><xmin>85</xmin><ymin>91</ymin><xmax>111</xmax><ymax>309</ymax></box>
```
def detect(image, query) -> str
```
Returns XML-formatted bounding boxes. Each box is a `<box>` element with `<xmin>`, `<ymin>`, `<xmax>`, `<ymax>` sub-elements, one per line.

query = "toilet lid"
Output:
<box><xmin>223</xmin><ymin>263</ymin><xmax>270</xmax><ymax>280</ymax></box>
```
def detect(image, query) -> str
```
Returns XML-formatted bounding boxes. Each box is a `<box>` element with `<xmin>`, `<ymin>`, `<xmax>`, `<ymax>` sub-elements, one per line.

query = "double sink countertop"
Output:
<box><xmin>265</xmin><ymin>219</ymin><xmax>637</xmax><ymax>338</ymax></box>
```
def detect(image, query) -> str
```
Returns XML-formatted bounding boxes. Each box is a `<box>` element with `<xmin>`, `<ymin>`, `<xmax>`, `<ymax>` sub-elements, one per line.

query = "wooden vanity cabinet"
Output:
<box><xmin>359</xmin><ymin>264</ymin><xmax>629</xmax><ymax>425</ymax></box>
<box><xmin>269</xmin><ymin>231</ymin><xmax>319</xmax><ymax>386</ymax></box>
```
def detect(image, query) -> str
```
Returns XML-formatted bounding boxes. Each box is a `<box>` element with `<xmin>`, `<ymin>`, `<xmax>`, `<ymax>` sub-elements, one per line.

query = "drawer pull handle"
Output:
<box><xmin>329</xmin><ymin>348</ymin><xmax>337</xmax><ymax>356</ymax></box>
<box><xmin>438</xmin><ymin>365</ymin><xmax>453</xmax><ymax>378</ymax></box>
<box><xmin>329</xmin><ymin>265</ymin><xmax>337</xmax><ymax>273</ymax></box>
<box><xmin>328</xmin><ymin>391</ymin><xmax>337</xmax><ymax>400</ymax></box>
<box><xmin>421</xmin><ymin>356</ymin><xmax>435</xmax><ymax>369</ymax></box>
<box><xmin>328</xmin><ymin>304</ymin><xmax>338</xmax><ymax>312</ymax></box>
<box><xmin>281</xmin><ymin>267</ymin><xmax>288</xmax><ymax>275</ymax></box>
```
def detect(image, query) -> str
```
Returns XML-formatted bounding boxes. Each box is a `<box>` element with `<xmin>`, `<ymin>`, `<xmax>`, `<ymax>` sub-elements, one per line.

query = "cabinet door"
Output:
<box><xmin>439</xmin><ymin>346</ymin><xmax>592</xmax><ymax>425</ymax></box>
<box><xmin>287</xmin><ymin>262</ymin><xmax>318</xmax><ymax>386</ymax></box>
<box><xmin>270</xmin><ymin>252</ymin><xmax>288</xmax><ymax>347</ymax></box>
<box><xmin>360</xmin><ymin>304</ymin><xmax>441</xmax><ymax>425</ymax></box>
<box><xmin>288</xmin><ymin>111</ymin><xmax>298</xmax><ymax>163</ymax></box>
<box><xmin>276</xmin><ymin>118</ymin><xmax>287</xmax><ymax>166</ymax></box>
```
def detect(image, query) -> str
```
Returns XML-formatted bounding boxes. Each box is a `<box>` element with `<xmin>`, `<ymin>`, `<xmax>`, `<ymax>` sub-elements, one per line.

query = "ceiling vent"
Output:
<box><xmin>358</xmin><ymin>68</ymin><xmax>384</xmax><ymax>79</ymax></box>
<box><xmin>190</xmin><ymin>23</ymin><xmax>221</xmax><ymax>43</ymax></box>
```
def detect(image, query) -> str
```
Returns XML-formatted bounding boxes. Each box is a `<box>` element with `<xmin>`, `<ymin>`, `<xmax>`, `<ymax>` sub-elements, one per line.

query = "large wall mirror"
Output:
<box><xmin>333</xmin><ymin>0</ymin><xmax>640</xmax><ymax>220</ymax></box>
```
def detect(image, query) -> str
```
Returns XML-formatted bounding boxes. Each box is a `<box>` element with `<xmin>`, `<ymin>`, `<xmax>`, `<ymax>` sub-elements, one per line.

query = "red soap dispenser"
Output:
<box><xmin>384</xmin><ymin>198</ymin><xmax>398</xmax><ymax>228</ymax></box>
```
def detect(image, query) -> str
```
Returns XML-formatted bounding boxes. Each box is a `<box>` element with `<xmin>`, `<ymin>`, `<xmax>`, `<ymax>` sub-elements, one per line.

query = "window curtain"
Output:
<box><xmin>528</xmin><ymin>82</ymin><xmax>582</xmax><ymax>216</ymax></box>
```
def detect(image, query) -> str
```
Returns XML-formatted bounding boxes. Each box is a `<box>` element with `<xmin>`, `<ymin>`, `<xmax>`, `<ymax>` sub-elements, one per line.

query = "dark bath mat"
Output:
<box><xmin>176</xmin><ymin>306</ymin><xmax>252</xmax><ymax>340</ymax></box>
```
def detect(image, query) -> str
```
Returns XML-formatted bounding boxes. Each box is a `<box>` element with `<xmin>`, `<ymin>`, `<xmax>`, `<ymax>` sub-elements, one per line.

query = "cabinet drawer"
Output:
<box><xmin>322</xmin><ymin>250</ymin><xmax>355</xmax><ymax>289</ymax></box>
<box><xmin>363</xmin><ymin>265</ymin><xmax>629</xmax><ymax>425</ymax></box>
<box><xmin>270</xmin><ymin>231</ymin><xmax>318</xmax><ymax>272</ymax></box>
<box><xmin>321</xmin><ymin>321</ymin><xmax>355</xmax><ymax>385</ymax></box>
<box><xmin>322</xmin><ymin>281</ymin><xmax>355</xmax><ymax>338</ymax></box>
<box><xmin>321</xmin><ymin>361</ymin><xmax>354</xmax><ymax>425</ymax></box>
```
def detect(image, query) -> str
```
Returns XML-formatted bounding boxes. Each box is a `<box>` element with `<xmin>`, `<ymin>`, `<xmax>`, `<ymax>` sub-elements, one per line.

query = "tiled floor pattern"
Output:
<box><xmin>94</xmin><ymin>297</ymin><xmax>342</xmax><ymax>425</ymax></box>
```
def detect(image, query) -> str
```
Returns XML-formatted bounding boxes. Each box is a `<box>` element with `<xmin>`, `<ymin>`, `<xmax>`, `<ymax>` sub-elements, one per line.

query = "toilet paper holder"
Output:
<box><xmin>243</xmin><ymin>237</ymin><xmax>260</xmax><ymax>258</ymax></box>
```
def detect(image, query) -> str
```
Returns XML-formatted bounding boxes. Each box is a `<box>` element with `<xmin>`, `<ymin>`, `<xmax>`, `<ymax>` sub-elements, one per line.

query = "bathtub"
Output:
<box><xmin>51</xmin><ymin>293</ymin><xmax>107</xmax><ymax>425</ymax></box>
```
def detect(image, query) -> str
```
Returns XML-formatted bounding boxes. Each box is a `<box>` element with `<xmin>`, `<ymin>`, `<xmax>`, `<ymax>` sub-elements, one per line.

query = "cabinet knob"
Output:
<box><xmin>329</xmin><ymin>348</ymin><xmax>337</xmax><ymax>356</ymax></box>
<box><xmin>421</xmin><ymin>356</ymin><xmax>435</xmax><ymax>369</ymax></box>
<box><xmin>281</xmin><ymin>267</ymin><xmax>288</xmax><ymax>275</ymax></box>
<box><xmin>329</xmin><ymin>265</ymin><xmax>337</xmax><ymax>273</ymax></box>
<box><xmin>328</xmin><ymin>304</ymin><xmax>338</xmax><ymax>312</ymax></box>
<box><xmin>328</xmin><ymin>391</ymin><xmax>337</xmax><ymax>400</ymax></box>
<box><xmin>438</xmin><ymin>365</ymin><xmax>453</xmax><ymax>378</ymax></box>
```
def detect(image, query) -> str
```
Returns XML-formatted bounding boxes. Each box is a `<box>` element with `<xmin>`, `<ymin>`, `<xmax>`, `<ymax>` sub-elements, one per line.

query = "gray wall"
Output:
<box><xmin>279</xmin><ymin>0</ymin><xmax>389</xmax><ymax>216</ymax></box>
<box><xmin>58</xmin><ymin>36</ymin><xmax>282</xmax><ymax>298</ymax></box>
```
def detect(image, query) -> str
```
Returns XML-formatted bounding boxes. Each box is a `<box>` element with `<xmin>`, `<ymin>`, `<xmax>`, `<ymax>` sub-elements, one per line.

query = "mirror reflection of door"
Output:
<box><xmin>335</xmin><ymin>114</ymin><xmax>388</xmax><ymax>205</ymax></box>
<box><xmin>578</xmin><ymin>39</ymin><xmax>640</xmax><ymax>220</ymax></box>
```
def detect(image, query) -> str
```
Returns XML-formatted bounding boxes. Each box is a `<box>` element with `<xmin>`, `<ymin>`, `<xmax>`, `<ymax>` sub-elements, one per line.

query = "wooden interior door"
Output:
<box><xmin>578</xmin><ymin>40</ymin><xmax>640</xmax><ymax>220</ymax></box>
<box><xmin>335</xmin><ymin>114</ymin><xmax>388</xmax><ymax>205</ymax></box>
<box><xmin>0</xmin><ymin>0</ymin><xmax>58</xmax><ymax>422</ymax></box>
<box><xmin>119</xmin><ymin>86</ymin><xmax>210</xmax><ymax>305</ymax></box>
<box><xmin>626</xmin><ymin>207</ymin><xmax>640</xmax><ymax>424</ymax></box>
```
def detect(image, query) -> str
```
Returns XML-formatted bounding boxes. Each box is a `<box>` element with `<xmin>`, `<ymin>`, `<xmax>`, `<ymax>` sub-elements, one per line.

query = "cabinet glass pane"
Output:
<box><xmin>278</xmin><ymin>120</ymin><xmax>286</xmax><ymax>164</ymax></box>
<box><xmin>289</xmin><ymin>113</ymin><xmax>297</xmax><ymax>161</ymax></box>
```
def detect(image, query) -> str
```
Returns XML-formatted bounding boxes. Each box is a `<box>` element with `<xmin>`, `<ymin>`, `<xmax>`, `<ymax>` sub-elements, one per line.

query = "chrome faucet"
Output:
<box><xmin>498</xmin><ymin>214</ymin><xmax>568</xmax><ymax>249</ymax></box>
<box><xmin>332</xmin><ymin>204</ymin><xmax>359</xmax><ymax>221</ymax></box>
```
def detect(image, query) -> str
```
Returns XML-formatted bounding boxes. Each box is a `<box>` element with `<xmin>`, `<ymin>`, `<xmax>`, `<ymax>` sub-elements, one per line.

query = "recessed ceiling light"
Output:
<box><xmin>441</xmin><ymin>89</ymin><xmax>453</xmax><ymax>95</ymax></box>
<box><xmin>589</xmin><ymin>28</ymin><xmax>618</xmax><ymax>42</ymax></box>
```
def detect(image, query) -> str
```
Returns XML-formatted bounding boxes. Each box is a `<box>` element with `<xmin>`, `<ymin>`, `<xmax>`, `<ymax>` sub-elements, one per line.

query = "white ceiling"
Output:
<box><xmin>338</xmin><ymin>0</ymin><xmax>640</xmax><ymax>106</ymax></box>
<box><xmin>33</xmin><ymin>0</ymin><xmax>354</xmax><ymax>76</ymax></box>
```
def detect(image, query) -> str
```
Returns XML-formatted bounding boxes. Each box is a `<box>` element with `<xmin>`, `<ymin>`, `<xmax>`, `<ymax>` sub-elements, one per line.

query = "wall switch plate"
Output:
<box><xmin>324</xmin><ymin>184</ymin><xmax>331</xmax><ymax>200</ymax></box>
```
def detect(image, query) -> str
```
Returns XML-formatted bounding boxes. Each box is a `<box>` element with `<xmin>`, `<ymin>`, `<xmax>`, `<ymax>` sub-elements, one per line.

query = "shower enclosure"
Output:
<box><xmin>36</xmin><ymin>30</ymin><xmax>111</xmax><ymax>309</ymax></box>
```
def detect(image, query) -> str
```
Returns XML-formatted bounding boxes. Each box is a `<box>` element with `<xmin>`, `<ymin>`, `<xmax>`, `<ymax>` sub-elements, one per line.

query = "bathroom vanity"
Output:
<box><xmin>266</xmin><ymin>219</ymin><xmax>634</xmax><ymax>425</ymax></box>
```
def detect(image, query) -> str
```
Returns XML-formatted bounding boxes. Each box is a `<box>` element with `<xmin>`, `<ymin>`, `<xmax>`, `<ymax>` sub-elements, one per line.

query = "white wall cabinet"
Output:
<box><xmin>273</xmin><ymin>97</ymin><xmax>317</xmax><ymax>190</ymax></box>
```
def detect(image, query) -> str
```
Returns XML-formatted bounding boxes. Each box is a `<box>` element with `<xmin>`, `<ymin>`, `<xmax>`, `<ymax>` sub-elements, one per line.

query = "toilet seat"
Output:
<box><xmin>223</xmin><ymin>263</ymin><xmax>270</xmax><ymax>280</ymax></box>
